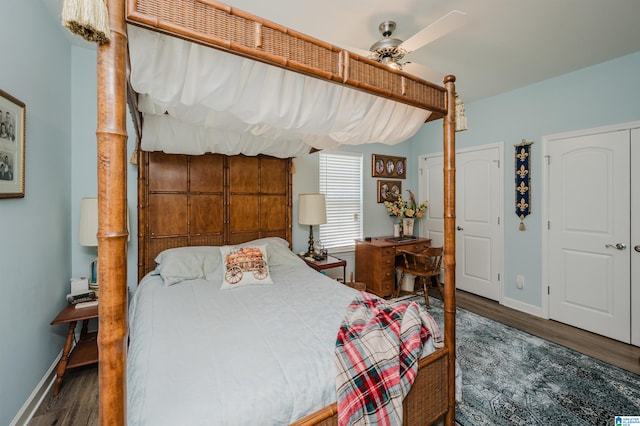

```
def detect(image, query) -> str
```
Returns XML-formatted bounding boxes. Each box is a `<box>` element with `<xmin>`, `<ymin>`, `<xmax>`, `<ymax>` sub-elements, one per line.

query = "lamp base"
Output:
<box><xmin>307</xmin><ymin>225</ymin><xmax>315</xmax><ymax>258</ymax></box>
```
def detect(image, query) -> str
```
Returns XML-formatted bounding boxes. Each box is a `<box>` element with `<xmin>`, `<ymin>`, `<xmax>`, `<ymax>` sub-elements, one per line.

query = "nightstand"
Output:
<box><xmin>50</xmin><ymin>302</ymin><xmax>99</xmax><ymax>396</ymax></box>
<box><xmin>301</xmin><ymin>254</ymin><xmax>347</xmax><ymax>282</ymax></box>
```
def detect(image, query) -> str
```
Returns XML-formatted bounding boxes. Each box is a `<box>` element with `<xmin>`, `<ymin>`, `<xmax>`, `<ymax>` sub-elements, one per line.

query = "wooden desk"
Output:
<box><xmin>50</xmin><ymin>302</ymin><xmax>99</xmax><ymax>396</ymax></box>
<box><xmin>355</xmin><ymin>237</ymin><xmax>431</xmax><ymax>297</ymax></box>
<box><xmin>301</xmin><ymin>254</ymin><xmax>347</xmax><ymax>282</ymax></box>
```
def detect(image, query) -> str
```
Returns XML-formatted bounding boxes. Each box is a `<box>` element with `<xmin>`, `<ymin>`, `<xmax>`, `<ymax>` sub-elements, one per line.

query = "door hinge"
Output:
<box><xmin>547</xmin><ymin>221</ymin><xmax>551</xmax><ymax>230</ymax></box>
<box><xmin>498</xmin><ymin>216</ymin><xmax>500</xmax><ymax>225</ymax></box>
<box><xmin>548</xmin><ymin>286</ymin><xmax>550</xmax><ymax>295</ymax></box>
<box><xmin>545</xmin><ymin>155</ymin><xmax>550</xmax><ymax>165</ymax></box>
<box><xmin>498</xmin><ymin>273</ymin><xmax>501</xmax><ymax>282</ymax></box>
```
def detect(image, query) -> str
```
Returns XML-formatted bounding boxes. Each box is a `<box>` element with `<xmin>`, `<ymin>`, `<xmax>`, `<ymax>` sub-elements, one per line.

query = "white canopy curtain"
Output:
<box><xmin>128</xmin><ymin>25</ymin><xmax>431</xmax><ymax>158</ymax></box>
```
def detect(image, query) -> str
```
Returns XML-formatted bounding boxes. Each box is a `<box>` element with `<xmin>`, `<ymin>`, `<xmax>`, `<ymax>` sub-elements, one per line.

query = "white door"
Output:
<box><xmin>455</xmin><ymin>147</ymin><xmax>503</xmax><ymax>301</ymax></box>
<box><xmin>421</xmin><ymin>155</ymin><xmax>445</xmax><ymax>248</ymax></box>
<box><xmin>631</xmin><ymin>128</ymin><xmax>640</xmax><ymax>346</ymax></box>
<box><xmin>548</xmin><ymin>130</ymin><xmax>631</xmax><ymax>342</ymax></box>
<box><xmin>420</xmin><ymin>144</ymin><xmax>503</xmax><ymax>301</ymax></box>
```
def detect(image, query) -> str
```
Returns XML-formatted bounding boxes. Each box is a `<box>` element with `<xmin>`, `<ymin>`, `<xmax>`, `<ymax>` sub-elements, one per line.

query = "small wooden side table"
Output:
<box><xmin>301</xmin><ymin>254</ymin><xmax>347</xmax><ymax>282</ymax></box>
<box><xmin>50</xmin><ymin>302</ymin><xmax>99</xmax><ymax>396</ymax></box>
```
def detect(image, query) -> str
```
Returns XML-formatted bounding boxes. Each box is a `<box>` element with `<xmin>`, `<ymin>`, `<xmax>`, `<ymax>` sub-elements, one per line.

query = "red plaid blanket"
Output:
<box><xmin>335</xmin><ymin>292</ymin><xmax>443</xmax><ymax>426</ymax></box>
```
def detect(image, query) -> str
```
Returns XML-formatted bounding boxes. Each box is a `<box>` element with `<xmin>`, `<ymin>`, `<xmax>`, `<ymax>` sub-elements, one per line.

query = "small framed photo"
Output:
<box><xmin>371</xmin><ymin>154</ymin><xmax>406</xmax><ymax>179</ymax></box>
<box><xmin>89</xmin><ymin>258</ymin><xmax>99</xmax><ymax>288</ymax></box>
<box><xmin>377</xmin><ymin>180</ymin><xmax>402</xmax><ymax>203</ymax></box>
<box><xmin>0</xmin><ymin>89</ymin><xmax>25</xmax><ymax>198</ymax></box>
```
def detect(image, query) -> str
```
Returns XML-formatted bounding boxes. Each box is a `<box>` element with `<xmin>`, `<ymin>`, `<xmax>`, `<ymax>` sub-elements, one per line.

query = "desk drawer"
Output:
<box><xmin>382</xmin><ymin>254</ymin><xmax>396</xmax><ymax>269</ymax></box>
<box><xmin>381</xmin><ymin>262</ymin><xmax>395</xmax><ymax>279</ymax></box>
<box><xmin>379</xmin><ymin>277</ymin><xmax>394</xmax><ymax>296</ymax></box>
<box><xmin>382</xmin><ymin>247</ymin><xmax>396</xmax><ymax>256</ymax></box>
<box><xmin>397</xmin><ymin>243</ymin><xmax>430</xmax><ymax>253</ymax></box>
<box><xmin>380</xmin><ymin>257</ymin><xmax>395</xmax><ymax>296</ymax></box>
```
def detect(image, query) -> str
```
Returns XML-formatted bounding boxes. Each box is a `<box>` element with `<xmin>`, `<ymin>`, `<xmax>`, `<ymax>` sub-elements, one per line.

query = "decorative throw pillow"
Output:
<box><xmin>219</xmin><ymin>244</ymin><xmax>273</xmax><ymax>289</ymax></box>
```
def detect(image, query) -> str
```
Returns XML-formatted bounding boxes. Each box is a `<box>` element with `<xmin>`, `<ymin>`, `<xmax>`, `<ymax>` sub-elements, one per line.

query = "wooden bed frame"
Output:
<box><xmin>97</xmin><ymin>1</ymin><xmax>457</xmax><ymax>424</ymax></box>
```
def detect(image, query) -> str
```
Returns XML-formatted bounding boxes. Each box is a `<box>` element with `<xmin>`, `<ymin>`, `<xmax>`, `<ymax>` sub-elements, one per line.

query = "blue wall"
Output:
<box><xmin>409</xmin><ymin>51</ymin><xmax>640</xmax><ymax>311</ymax></box>
<box><xmin>0</xmin><ymin>2</ymin><xmax>72</xmax><ymax>424</ymax></box>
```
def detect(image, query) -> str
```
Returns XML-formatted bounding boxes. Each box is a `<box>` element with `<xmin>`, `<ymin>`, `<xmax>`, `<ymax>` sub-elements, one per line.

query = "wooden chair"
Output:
<box><xmin>395</xmin><ymin>247</ymin><xmax>444</xmax><ymax>307</ymax></box>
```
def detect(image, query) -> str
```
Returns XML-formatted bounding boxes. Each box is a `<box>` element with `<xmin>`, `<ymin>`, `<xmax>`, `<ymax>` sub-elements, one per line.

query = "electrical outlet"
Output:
<box><xmin>516</xmin><ymin>275</ymin><xmax>525</xmax><ymax>289</ymax></box>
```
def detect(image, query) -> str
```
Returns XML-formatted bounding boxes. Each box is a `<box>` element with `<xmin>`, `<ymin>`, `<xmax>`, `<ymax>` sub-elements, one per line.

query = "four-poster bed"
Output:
<box><xmin>97</xmin><ymin>0</ymin><xmax>457</xmax><ymax>424</ymax></box>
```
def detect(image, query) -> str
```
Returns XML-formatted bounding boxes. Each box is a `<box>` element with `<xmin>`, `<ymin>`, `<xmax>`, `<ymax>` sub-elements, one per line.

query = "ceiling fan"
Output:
<box><xmin>355</xmin><ymin>10</ymin><xmax>469</xmax><ymax>81</ymax></box>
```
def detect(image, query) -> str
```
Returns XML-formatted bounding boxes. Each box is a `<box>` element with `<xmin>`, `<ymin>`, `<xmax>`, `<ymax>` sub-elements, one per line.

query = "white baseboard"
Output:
<box><xmin>10</xmin><ymin>350</ymin><xmax>61</xmax><ymax>426</ymax></box>
<box><xmin>501</xmin><ymin>296</ymin><xmax>545</xmax><ymax>318</ymax></box>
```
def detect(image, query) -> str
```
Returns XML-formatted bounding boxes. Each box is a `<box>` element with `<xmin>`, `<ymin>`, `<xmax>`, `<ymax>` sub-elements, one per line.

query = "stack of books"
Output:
<box><xmin>67</xmin><ymin>277</ymin><xmax>96</xmax><ymax>304</ymax></box>
<box><xmin>66</xmin><ymin>290</ymin><xmax>96</xmax><ymax>304</ymax></box>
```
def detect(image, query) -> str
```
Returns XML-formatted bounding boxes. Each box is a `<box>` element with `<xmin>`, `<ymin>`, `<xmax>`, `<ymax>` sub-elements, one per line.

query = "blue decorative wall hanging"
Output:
<box><xmin>515</xmin><ymin>140</ymin><xmax>533</xmax><ymax>231</ymax></box>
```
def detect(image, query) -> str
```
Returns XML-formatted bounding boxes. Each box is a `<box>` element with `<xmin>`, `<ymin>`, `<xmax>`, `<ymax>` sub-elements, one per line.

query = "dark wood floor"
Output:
<box><xmin>451</xmin><ymin>289</ymin><xmax>640</xmax><ymax>375</ymax></box>
<box><xmin>29</xmin><ymin>289</ymin><xmax>640</xmax><ymax>425</ymax></box>
<box><xmin>29</xmin><ymin>364</ymin><xmax>99</xmax><ymax>426</ymax></box>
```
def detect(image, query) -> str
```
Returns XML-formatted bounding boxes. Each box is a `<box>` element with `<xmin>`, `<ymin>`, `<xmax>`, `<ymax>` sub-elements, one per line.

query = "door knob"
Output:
<box><xmin>456</xmin><ymin>226</ymin><xmax>463</xmax><ymax>231</ymax></box>
<box><xmin>605</xmin><ymin>243</ymin><xmax>627</xmax><ymax>250</ymax></box>
<box><xmin>635</xmin><ymin>245</ymin><xmax>640</xmax><ymax>253</ymax></box>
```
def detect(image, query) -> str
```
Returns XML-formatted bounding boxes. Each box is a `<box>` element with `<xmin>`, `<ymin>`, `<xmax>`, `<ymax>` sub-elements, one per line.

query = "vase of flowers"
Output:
<box><xmin>383</xmin><ymin>190</ymin><xmax>428</xmax><ymax>237</ymax></box>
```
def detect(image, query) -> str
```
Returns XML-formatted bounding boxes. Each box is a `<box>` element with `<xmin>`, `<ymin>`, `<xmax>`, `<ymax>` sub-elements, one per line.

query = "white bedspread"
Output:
<box><xmin>128</xmin><ymin>256</ymin><xmax>365</xmax><ymax>425</ymax></box>
<box><xmin>127</xmin><ymin>241</ymin><xmax>444</xmax><ymax>425</ymax></box>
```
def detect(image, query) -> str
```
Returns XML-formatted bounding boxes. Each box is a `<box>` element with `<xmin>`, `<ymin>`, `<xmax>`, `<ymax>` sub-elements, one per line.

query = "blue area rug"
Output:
<box><xmin>400</xmin><ymin>294</ymin><xmax>640</xmax><ymax>425</ymax></box>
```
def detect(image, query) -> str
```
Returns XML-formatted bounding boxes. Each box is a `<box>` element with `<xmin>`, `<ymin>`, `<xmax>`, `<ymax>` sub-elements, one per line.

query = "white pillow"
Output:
<box><xmin>154</xmin><ymin>246</ymin><xmax>220</xmax><ymax>286</ymax></box>
<box><xmin>238</xmin><ymin>237</ymin><xmax>305</xmax><ymax>269</ymax></box>
<box><xmin>219</xmin><ymin>244</ymin><xmax>273</xmax><ymax>289</ymax></box>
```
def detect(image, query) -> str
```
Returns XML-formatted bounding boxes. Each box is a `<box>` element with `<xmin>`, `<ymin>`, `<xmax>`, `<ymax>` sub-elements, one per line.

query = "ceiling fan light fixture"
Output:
<box><xmin>381</xmin><ymin>57</ymin><xmax>401</xmax><ymax>70</ymax></box>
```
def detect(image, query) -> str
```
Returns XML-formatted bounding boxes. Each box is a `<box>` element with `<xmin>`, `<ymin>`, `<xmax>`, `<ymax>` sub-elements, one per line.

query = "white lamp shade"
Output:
<box><xmin>79</xmin><ymin>197</ymin><xmax>131</xmax><ymax>246</ymax></box>
<box><xmin>79</xmin><ymin>197</ymin><xmax>99</xmax><ymax>246</ymax></box>
<box><xmin>298</xmin><ymin>193</ymin><xmax>327</xmax><ymax>225</ymax></box>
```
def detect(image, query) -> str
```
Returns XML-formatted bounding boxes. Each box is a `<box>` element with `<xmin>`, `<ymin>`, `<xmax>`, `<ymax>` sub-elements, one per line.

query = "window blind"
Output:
<box><xmin>319</xmin><ymin>152</ymin><xmax>363</xmax><ymax>250</ymax></box>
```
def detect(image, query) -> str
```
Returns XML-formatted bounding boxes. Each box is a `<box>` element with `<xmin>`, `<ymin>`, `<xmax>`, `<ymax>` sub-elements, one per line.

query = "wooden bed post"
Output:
<box><xmin>98</xmin><ymin>0</ymin><xmax>128</xmax><ymax>424</ymax></box>
<box><xmin>442</xmin><ymin>75</ymin><xmax>457</xmax><ymax>426</ymax></box>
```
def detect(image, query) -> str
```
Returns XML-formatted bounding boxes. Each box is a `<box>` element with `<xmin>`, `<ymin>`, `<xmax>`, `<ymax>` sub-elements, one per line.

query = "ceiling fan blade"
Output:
<box><xmin>400</xmin><ymin>10</ymin><xmax>469</xmax><ymax>54</ymax></box>
<box><xmin>402</xmin><ymin>62</ymin><xmax>445</xmax><ymax>84</ymax></box>
<box><xmin>344</xmin><ymin>45</ymin><xmax>376</xmax><ymax>59</ymax></box>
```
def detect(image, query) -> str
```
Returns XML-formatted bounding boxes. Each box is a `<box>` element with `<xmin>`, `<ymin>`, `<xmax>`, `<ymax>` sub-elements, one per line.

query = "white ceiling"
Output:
<box><xmin>41</xmin><ymin>0</ymin><xmax>640</xmax><ymax>103</ymax></box>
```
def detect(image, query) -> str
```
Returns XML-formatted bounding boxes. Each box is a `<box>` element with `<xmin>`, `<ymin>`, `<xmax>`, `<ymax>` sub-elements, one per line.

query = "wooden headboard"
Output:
<box><xmin>137</xmin><ymin>151</ymin><xmax>293</xmax><ymax>280</ymax></box>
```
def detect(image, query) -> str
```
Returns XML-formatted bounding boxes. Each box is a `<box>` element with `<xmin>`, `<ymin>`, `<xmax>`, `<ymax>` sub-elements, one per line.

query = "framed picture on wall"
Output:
<box><xmin>377</xmin><ymin>180</ymin><xmax>402</xmax><ymax>203</ymax></box>
<box><xmin>0</xmin><ymin>89</ymin><xmax>26</xmax><ymax>198</ymax></box>
<box><xmin>371</xmin><ymin>154</ymin><xmax>406</xmax><ymax>179</ymax></box>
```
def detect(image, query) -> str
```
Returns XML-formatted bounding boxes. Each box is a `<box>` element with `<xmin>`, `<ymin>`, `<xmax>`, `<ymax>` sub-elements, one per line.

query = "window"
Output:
<box><xmin>319</xmin><ymin>151</ymin><xmax>363</xmax><ymax>250</ymax></box>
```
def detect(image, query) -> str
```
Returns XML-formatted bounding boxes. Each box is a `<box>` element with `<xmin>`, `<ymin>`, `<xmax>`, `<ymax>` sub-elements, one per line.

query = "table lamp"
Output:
<box><xmin>298</xmin><ymin>193</ymin><xmax>327</xmax><ymax>257</ymax></box>
<box><xmin>79</xmin><ymin>197</ymin><xmax>99</xmax><ymax>289</ymax></box>
<box><xmin>79</xmin><ymin>197</ymin><xmax>130</xmax><ymax>289</ymax></box>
